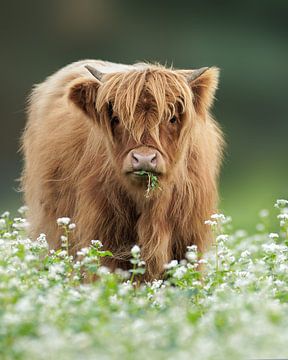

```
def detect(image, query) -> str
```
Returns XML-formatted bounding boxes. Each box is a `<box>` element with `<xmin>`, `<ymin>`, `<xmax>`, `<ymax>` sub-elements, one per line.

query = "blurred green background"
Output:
<box><xmin>0</xmin><ymin>0</ymin><xmax>287</xmax><ymax>231</ymax></box>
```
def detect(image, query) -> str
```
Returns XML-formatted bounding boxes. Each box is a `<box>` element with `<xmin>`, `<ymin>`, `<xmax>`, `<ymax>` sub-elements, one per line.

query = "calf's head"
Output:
<box><xmin>69</xmin><ymin>64</ymin><xmax>219</xmax><ymax>194</ymax></box>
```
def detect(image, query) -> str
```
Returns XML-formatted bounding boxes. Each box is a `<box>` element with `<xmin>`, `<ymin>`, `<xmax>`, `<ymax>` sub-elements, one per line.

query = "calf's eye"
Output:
<box><xmin>111</xmin><ymin>116</ymin><xmax>120</xmax><ymax>127</ymax></box>
<box><xmin>169</xmin><ymin>116</ymin><xmax>177</xmax><ymax>124</ymax></box>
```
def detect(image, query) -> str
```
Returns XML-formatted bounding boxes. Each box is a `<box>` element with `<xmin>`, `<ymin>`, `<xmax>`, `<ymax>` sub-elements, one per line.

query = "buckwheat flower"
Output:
<box><xmin>91</xmin><ymin>239</ymin><xmax>103</xmax><ymax>248</ymax></box>
<box><xmin>216</xmin><ymin>234</ymin><xmax>229</xmax><ymax>243</ymax></box>
<box><xmin>187</xmin><ymin>244</ymin><xmax>197</xmax><ymax>252</ymax></box>
<box><xmin>1</xmin><ymin>211</ymin><xmax>10</xmax><ymax>218</ymax></box>
<box><xmin>259</xmin><ymin>209</ymin><xmax>269</xmax><ymax>218</ymax></box>
<box><xmin>240</xmin><ymin>250</ymin><xmax>251</xmax><ymax>258</ymax></box>
<box><xmin>186</xmin><ymin>251</ymin><xmax>197</xmax><ymax>262</ymax></box>
<box><xmin>164</xmin><ymin>259</ymin><xmax>178</xmax><ymax>269</ymax></box>
<box><xmin>151</xmin><ymin>279</ymin><xmax>164</xmax><ymax>290</ymax></box>
<box><xmin>77</xmin><ymin>247</ymin><xmax>89</xmax><ymax>256</ymax></box>
<box><xmin>274</xmin><ymin>279</ymin><xmax>285</xmax><ymax>287</ymax></box>
<box><xmin>0</xmin><ymin>218</ymin><xmax>6</xmax><ymax>229</ymax></box>
<box><xmin>12</xmin><ymin>219</ymin><xmax>30</xmax><ymax>230</ymax></box>
<box><xmin>118</xmin><ymin>281</ymin><xmax>133</xmax><ymax>296</ymax></box>
<box><xmin>56</xmin><ymin>217</ymin><xmax>71</xmax><ymax>226</ymax></box>
<box><xmin>109</xmin><ymin>295</ymin><xmax>119</xmax><ymax>305</ymax></box>
<box><xmin>73</xmin><ymin>261</ymin><xmax>81</xmax><ymax>270</ymax></box>
<box><xmin>24</xmin><ymin>254</ymin><xmax>37</xmax><ymax>262</ymax></box>
<box><xmin>18</xmin><ymin>205</ymin><xmax>28</xmax><ymax>215</ymax></box>
<box><xmin>274</xmin><ymin>199</ymin><xmax>288</xmax><ymax>208</ymax></box>
<box><xmin>278</xmin><ymin>263</ymin><xmax>288</xmax><ymax>273</ymax></box>
<box><xmin>234</xmin><ymin>230</ymin><xmax>247</xmax><ymax>238</ymax></box>
<box><xmin>131</xmin><ymin>244</ymin><xmax>140</xmax><ymax>256</ymax></box>
<box><xmin>277</xmin><ymin>214</ymin><xmax>288</xmax><ymax>220</ymax></box>
<box><xmin>262</xmin><ymin>243</ymin><xmax>279</xmax><ymax>253</ymax></box>
<box><xmin>198</xmin><ymin>259</ymin><xmax>207</xmax><ymax>264</ymax></box>
<box><xmin>48</xmin><ymin>263</ymin><xmax>65</xmax><ymax>280</ymax></box>
<box><xmin>57</xmin><ymin>250</ymin><xmax>68</xmax><ymax>258</ymax></box>
<box><xmin>173</xmin><ymin>266</ymin><xmax>187</xmax><ymax>279</ymax></box>
<box><xmin>115</xmin><ymin>268</ymin><xmax>130</xmax><ymax>279</ymax></box>
<box><xmin>269</xmin><ymin>233</ymin><xmax>279</xmax><ymax>239</ymax></box>
<box><xmin>192</xmin><ymin>280</ymin><xmax>202</xmax><ymax>287</ymax></box>
<box><xmin>211</xmin><ymin>213</ymin><xmax>226</xmax><ymax>221</ymax></box>
<box><xmin>60</xmin><ymin>235</ymin><xmax>68</xmax><ymax>243</ymax></box>
<box><xmin>97</xmin><ymin>266</ymin><xmax>110</xmax><ymax>275</ymax></box>
<box><xmin>68</xmin><ymin>223</ymin><xmax>76</xmax><ymax>230</ymax></box>
<box><xmin>204</xmin><ymin>220</ymin><xmax>217</xmax><ymax>226</ymax></box>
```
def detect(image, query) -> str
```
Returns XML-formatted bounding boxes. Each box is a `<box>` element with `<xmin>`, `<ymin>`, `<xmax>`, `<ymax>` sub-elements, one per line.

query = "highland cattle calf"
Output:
<box><xmin>21</xmin><ymin>59</ymin><xmax>224</xmax><ymax>280</ymax></box>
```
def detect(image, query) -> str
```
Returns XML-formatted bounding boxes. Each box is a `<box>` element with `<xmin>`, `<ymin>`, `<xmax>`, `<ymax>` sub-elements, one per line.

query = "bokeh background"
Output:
<box><xmin>0</xmin><ymin>0</ymin><xmax>287</xmax><ymax>231</ymax></box>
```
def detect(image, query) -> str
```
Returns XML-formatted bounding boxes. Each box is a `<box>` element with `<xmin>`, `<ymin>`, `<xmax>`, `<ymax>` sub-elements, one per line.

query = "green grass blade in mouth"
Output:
<box><xmin>133</xmin><ymin>171</ymin><xmax>161</xmax><ymax>197</ymax></box>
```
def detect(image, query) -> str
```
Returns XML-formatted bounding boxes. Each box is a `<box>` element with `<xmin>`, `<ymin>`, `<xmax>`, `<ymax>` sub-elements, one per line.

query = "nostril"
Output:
<box><xmin>132</xmin><ymin>152</ymin><xmax>140</xmax><ymax>164</ymax></box>
<box><xmin>150</xmin><ymin>153</ymin><xmax>157</xmax><ymax>165</ymax></box>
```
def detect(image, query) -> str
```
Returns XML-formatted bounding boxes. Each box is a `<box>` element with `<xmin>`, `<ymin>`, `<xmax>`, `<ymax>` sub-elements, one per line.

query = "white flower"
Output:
<box><xmin>216</xmin><ymin>234</ymin><xmax>229</xmax><ymax>243</ymax></box>
<box><xmin>274</xmin><ymin>280</ymin><xmax>285</xmax><ymax>287</ymax></box>
<box><xmin>187</xmin><ymin>245</ymin><xmax>197</xmax><ymax>252</ymax></box>
<box><xmin>131</xmin><ymin>245</ymin><xmax>140</xmax><ymax>256</ymax></box>
<box><xmin>240</xmin><ymin>250</ymin><xmax>251</xmax><ymax>259</ymax></box>
<box><xmin>48</xmin><ymin>263</ymin><xmax>65</xmax><ymax>279</ymax></box>
<box><xmin>234</xmin><ymin>230</ymin><xmax>247</xmax><ymax>238</ymax></box>
<box><xmin>68</xmin><ymin>223</ymin><xmax>76</xmax><ymax>230</ymax></box>
<box><xmin>18</xmin><ymin>205</ymin><xmax>28</xmax><ymax>215</ymax></box>
<box><xmin>274</xmin><ymin>199</ymin><xmax>288</xmax><ymax>208</ymax></box>
<box><xmin>211</xmin><ymin>213</ymin><xmax>226</xmax><ymax>221</ymax></box>
<box><xmin>204</xmin><ymin>220</ymin><xmax>217</xmax><ymax>226</ymax></box>
<box><xmin>173</xmin><ymin>266</ymin><xmax>187</xmax><ymax>279</ymax></box>
<box><xmin>77</xmin><ymin>247</ymin><xmax>89</xmax><ymax>256</ymax></box>
<box><xmin>198</xmin><ymin>259</ymin><xmax>207</xmax><ymax>264</ymax></box>
<box><xmin>186</xmin><ymin>251</ymin><xmax>197</xmax><ymax>262</ymax></box>
<box><xmin>259</xmin><ymin>209</ymin><xmax>269</xmax><ymax>218</ymax></box>
<box><xmin>57</xmin><ymin>250</ymin><xmax>68</xmax><ymax>258</ymax></box>
<box><xmin>1</xmin><ymin>211</ymin><xmax>10</xmax><ymax>218</ymax></box>
<box><xmin>164</xmin><ymin>260</ymin><xmax>178</xmax><ymax>269</ymax></box>
<box><xmin>151</xmin><ymin>280</ymin><xmax>164</xmax><ymax>290</ymax></box>
<box><xmin>56</xmin><ymin>217</ymin><xmax>71</xmax><ymax>226</ymax></box>
<box><xmin>269</xmin><ymin>233</ymin><xmax>279</xmax><ymax>239</ymax></box>
<box><xmin>12</xmin><ymin>218</ymin><xmax>30</xmax><ymax>230</ymax></box>
<box><xmin>91</xmin><ymin>240</ymin><xmax>103</xmax><ymax>248</ymax></box>
<box><xmin>0</xmin><ymin>218</ymin><xmax>6</xmax><ymax>229</ymax></box>
<box><xmin>262</xmin><ymin>243</ymin><xmax>279</xmax><ymax>253</ymax></box>
<box><xmin>118</xmin><ymin>282</ymin><xmax>133</xmax><ymax>296</ymax></box>
<box><xmin>277</xmin><ymin>214</ymin><xmax>288</xmax><ymax>220</ymax></box>
<box><xmin>97</xmin><ymin>266</ymin><xmax>110</xmax><ymax>275</ymax></box>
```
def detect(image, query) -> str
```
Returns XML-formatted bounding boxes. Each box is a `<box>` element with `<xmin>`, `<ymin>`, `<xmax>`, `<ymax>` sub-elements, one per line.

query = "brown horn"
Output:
<box><xmin>85</xmin><ymin>65</ymin><xmax>103</xmax><ymax>82</ymax></box>
<box><xmin>187</xmin><ymin>67</ymin><xmax>209</xmax><ymax>82</ymax></box>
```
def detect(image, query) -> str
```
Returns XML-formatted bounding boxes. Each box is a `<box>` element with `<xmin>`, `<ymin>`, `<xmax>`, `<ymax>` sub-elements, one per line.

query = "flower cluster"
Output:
<box><xmin>0</xmin><ymin>201</ymin><xmax>288</xmax><ymax>359</ymax></box>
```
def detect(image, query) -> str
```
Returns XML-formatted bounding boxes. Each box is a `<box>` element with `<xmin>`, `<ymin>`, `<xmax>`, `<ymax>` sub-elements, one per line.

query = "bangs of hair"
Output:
<box><xmin>96</xmin><ymin>65</ymin><xmax>194</xmax><ymax>140</ymax></box>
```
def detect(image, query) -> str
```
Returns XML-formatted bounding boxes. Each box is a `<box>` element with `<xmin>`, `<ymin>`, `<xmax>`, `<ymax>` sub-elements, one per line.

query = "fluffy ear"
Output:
<box><xmin>186</xmin><ymin>67</ymin><xmax>220</xmax><ymax>117</ymax></box>
<box><xmin>69</xmin><ymin>78</ymin><xmax>101</xmax><ymax>119</ymax></box>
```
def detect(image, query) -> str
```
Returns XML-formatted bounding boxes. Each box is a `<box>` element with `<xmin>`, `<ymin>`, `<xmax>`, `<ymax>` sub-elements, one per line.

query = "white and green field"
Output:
<box><xmin>1</xmin><ymin>201</ymin><xmax>288</xmax><ymax>360</ymax></box>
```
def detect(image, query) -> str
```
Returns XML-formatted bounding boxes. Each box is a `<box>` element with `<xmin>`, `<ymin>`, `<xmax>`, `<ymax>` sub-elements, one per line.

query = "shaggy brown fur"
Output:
<box><xmin>21</xmin><ymin>59</ymin><xmax>224</xmax><ymax>280</ymax></box>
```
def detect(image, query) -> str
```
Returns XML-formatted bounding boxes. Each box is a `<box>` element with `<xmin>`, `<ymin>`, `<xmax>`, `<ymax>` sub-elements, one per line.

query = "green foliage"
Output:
<box><xmin>1</xmin><ymin>200</ymin><xmax>288</xmax><ymax>359</ymax></box>
<box><xmin>133</xmin><ymin>171</ymin><xmax>161</xmax><ymax>198</ymax></box>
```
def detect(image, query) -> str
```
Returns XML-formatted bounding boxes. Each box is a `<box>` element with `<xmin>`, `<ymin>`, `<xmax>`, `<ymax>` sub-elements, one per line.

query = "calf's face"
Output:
<box><xmin>69</xmin><ymin>65</ymin><xmax>219</xmax><ymax>192</ymax></box>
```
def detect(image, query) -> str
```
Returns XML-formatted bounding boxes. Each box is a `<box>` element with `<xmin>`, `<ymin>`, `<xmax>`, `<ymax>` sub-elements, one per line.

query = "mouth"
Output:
<box><xmin>126</xmin><ymin>170</ymin><xmax>162</xmax><ymax>197</ymax></box>
<box><xmin>131</xmin><ymin>170</ymin><xmax>160</xmax><ymax>177</ymax></box>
